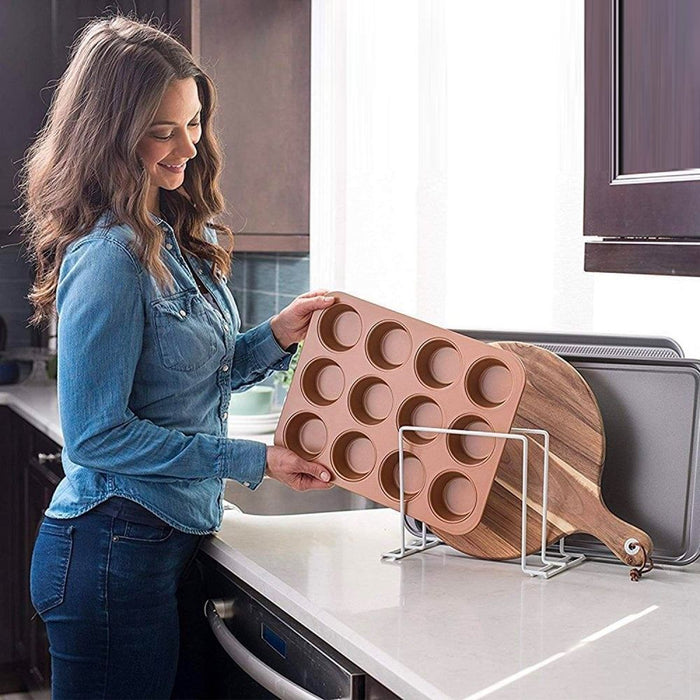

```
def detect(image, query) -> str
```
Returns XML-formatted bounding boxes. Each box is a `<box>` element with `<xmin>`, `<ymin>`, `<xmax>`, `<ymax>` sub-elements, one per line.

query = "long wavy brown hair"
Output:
<box><xmin>20</xmin><ymin>15</ymin><xmax>233</xmax><ymax>325</ymax></box>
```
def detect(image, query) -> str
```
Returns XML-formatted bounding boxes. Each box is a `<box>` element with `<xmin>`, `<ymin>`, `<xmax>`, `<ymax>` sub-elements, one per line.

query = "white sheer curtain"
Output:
<box><xmin>310</xmin><ymin>0</ymin><xmax>446</xmax><ymax>322</ymax></box>
<box><xmin>310</xmin><ymin>0</ymin><xmax>565</xmax><ymax>327</ymax></box>
<box><xmin>310</xmin><ymin>1</ymin><xmax>700</xmax><ymax>355</ymax></box>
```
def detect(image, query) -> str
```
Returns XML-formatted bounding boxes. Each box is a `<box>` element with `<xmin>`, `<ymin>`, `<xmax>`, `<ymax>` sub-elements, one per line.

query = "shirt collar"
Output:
<box><xmin>148</xmin><ymin>212</ymin><xmax>176</xmax><ymax>244</ymax></box>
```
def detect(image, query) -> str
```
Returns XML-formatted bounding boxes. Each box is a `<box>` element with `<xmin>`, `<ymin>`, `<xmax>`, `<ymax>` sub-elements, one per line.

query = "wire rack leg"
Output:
<box><xmin>513</xmin><ymin>428</ymin><xmax>585</xmax><ymax>578</ymax></box>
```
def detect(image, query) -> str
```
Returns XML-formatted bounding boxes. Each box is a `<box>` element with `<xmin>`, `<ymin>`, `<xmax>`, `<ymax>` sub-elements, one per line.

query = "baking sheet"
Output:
<box><xmin>455</xmin><ymin>329</ymin><xmax>683</xmax><ymax>359</ymax></box>
<box><xmin>561</xmin><ymin>356</ymin><xmax>700</xmax><ymax>566</ymax></box>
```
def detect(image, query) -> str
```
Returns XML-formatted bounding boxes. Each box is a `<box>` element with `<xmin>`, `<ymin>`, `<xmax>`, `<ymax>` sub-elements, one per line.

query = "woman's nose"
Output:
<box><xmin>176</xmin><ymin>133</ymin><xmax>197</xmax><ymax>160</ymax></box>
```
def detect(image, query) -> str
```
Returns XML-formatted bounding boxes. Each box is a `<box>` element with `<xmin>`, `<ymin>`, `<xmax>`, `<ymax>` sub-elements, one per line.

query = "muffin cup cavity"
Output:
<box><xmin>317</xmin><ymin>304</ymin><xmax>363</xmax><ymax>352</ymax></box>
<box><xmin>283</xmin><ymin>412</ymin><xmax>328</xmax><ymax>460</ymax></box>
<box><xmin>365</xmin><ymin>321</ymin><xmax>412</xmax><ymax>370</ymax></box>
<box><xmin>331</xmin><ymin>431</ymin><xmax>376</xmax><ymax>481</ymax></box>
<box><xmin>429</xmin><ymin>472</ymin><xmax>477</xmax><ymax>522</ymax></box>
<box><xmin>415</xmin><ymin>339</ymin><xmax>462</xmax><ymax>389</ymax></box>
<box><xmin>348</xmin><ymin>377</ymin><xmax>393</xmax><ymax>425</ymax></box>
<box><xmin>397</xmin><ymin>396</ymin><xmax>443</xmax><ymax>444</ymax></box>
<box><xmin>379</xmin><ymin>451</ymin><xmax>426</xmax><ymax>501</ymax></box>
<box><xmin>447</xmin><ymin>415</ymin><xmax>496</xmax><ymax>466</ymax></box>
<box><xmin>465</xmin><ymin>358</ymin><xmax>514</xmax><ymax>408</ymax></box>
<box><xmin>300</xmin><ymin>358</ymin><xmax>345</xmax><ymax>406</ymax></box>
<box><xmin>273</xmin><ymin>292</ymin><xmax>528</xmax><ymax>535</ymax></box>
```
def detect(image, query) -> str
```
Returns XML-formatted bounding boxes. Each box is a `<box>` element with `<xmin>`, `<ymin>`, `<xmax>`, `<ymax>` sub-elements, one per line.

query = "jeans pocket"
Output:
<box><xmin>30</xmin><ymin>519</ymin><xmax>74</xmax><ymax>617</ymax></box>
<box><xmin>116</xmin><ymin>519</ymin><xmax>174</xmax><ymax>543</ymax></box>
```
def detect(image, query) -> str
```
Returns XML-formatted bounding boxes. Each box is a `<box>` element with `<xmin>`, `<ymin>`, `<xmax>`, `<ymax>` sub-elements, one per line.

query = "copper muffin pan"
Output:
<box><xmin>274</xmin><ymin>292</ymin><xmax>527</xmax><ymax>535</ymax></box>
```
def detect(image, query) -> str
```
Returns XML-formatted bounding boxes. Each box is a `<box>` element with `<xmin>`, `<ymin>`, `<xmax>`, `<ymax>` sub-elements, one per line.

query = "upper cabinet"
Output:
<box><xmin>174</xmin><ymin>0</ymin><xmax>311</xmax><ymax>253</ymax></box>
<box><xmin>0</xmin><ymin>1</ymin><xmax>172</xmax><ymax>236</ymax></box>
<box><xmin>585</xmin><ymin>0</ymin><xmax>700</xmax><ymax>275</ymax></box>
<box><xmin>0</xmin><ymin>2</ymin><xmax>52</xmax><ymax>233</ymax></box>
<box><xmin>1</xmin><ymin>1</ymin><xmax>310</xmax><ymax>254</ymax></box>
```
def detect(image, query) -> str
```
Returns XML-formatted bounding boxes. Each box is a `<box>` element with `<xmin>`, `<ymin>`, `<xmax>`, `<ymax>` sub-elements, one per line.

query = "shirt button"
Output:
<box><xmin>223</xmin><ymin>323</ymin><xmax>229</xmax><ymax>332</ymax></box>
<box><xmin>222</xmin><ymin>412</ymin><xmax>228</xmax><ymax>420</ymax></box>
<box><xmin>165</xmin><ymin>243</ymin><xmax>173</xmax><ymax>250</ymax></box>
<box><xmin>179</xmin><ymin>309</ymin><xmax>187</xmax><ymax>318</ymax></box>
<box><xmin>222</xmin><ymin>364</ymin><xmax>229</xmax><ymax>372</ymax></box>
<box><xmin>243</xmin><ymin>481</ymin><xmax>250</xmax><ymax>488</ymax></box>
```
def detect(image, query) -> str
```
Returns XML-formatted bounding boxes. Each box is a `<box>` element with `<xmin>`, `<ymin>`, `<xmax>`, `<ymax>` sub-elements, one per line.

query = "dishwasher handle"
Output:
<box><xmin>205</xmin><ymin>598</ymin><xmax>348</xmax><ymax>700</ymax></box>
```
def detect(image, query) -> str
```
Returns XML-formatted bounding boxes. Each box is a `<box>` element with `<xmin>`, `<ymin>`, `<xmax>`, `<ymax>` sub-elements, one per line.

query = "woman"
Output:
<box><xmin>21</xmin><ymin>15</ymin><xmax>333</xmax><ymax>699</ymax></box>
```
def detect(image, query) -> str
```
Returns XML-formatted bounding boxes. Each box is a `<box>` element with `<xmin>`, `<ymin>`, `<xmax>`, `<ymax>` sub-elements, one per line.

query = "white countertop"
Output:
<box><xmin>0</xmin><ymin>381</ymin><xmax>63</xmax><ymax>444</ymax></box>
<box><xmin>4</xmin><ymin>382</ymin><xmax>700</xmax><ymax>698</ymax></box>
<box><xmin>204</xmin><ymin>507</ymin><xmax>700</xmax><ymax>700</ymax></box>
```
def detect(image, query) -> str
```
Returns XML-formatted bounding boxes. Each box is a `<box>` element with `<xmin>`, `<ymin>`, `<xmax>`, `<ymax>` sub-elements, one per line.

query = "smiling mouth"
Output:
<box><xmin>158</xmin><ymin>162</ymin><xmax>187</xmax><ymax>173</ymax></box>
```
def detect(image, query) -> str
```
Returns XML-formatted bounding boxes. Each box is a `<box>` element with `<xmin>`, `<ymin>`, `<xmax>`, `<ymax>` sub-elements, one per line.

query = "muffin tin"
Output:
<box><xmin>274</xmin><ymin>293</ymin><xmax>527</xmax><ymax>535</ymax></box>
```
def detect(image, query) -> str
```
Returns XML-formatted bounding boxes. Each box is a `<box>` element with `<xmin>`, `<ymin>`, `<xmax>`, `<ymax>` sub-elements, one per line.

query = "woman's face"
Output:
<box><xmin>136</xmin><ymin>78</ymin><xmax>202</xmax><ymax>211</ymax></box>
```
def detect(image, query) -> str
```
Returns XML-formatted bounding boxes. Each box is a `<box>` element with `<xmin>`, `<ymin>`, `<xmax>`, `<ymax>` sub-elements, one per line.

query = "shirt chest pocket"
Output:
<box><xmin>152</xmin><ymin>290</ymin><xmax>220</xmax><ymax>371</ymax></box>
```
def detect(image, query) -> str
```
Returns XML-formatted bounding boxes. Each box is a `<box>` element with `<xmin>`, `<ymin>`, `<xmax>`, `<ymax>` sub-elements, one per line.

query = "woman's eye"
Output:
<box><xmin>153</xmin><ymin>133</ymin><xmax>173</xmax><ymax>141</ymax></box>
<box><xmin>189</xmin><ymin>122</ymin><xmax>201</xmax><ymax>128</ymax></box>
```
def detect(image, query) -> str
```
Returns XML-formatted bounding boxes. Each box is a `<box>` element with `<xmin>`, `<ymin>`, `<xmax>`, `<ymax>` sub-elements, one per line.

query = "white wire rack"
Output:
<box><xmin>381</xmin><ymin>425</ymin><xmax>587</xmax><ymax>579</ymax></box>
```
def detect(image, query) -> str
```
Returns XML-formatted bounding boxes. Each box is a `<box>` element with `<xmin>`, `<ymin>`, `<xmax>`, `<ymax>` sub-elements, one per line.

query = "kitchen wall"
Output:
<box><xmin>0</xmin><ymin>248</ymin><xmax>308</xmax><ymax>347</ymax></box>
<box><xmin>229</xmin><ymin>253</ymin><xmax>309</xmax><ymax>330</ymax></box>
<box><xmin>310</xmin><ymin>0</ymin><xmax>700</xmax><ymax>358</ymax></box>
<box><xmin>0</xmin><ymin>240</ymin><xmax>33</xmax><ymax>349</ymax></box>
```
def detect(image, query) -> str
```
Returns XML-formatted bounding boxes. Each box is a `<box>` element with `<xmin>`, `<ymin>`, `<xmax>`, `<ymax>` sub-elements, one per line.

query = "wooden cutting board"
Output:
<box><xmin>431</xmin><ymin>342</ymin><xmax>653</xmax><ymax>568</ymax></box>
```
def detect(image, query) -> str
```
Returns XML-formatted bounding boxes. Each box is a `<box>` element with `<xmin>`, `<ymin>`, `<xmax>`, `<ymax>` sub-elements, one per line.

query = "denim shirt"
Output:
<box><xmin>44</xmin><ymin>213</ymin><xmax>292</xmax><ymax>534</ymax></box>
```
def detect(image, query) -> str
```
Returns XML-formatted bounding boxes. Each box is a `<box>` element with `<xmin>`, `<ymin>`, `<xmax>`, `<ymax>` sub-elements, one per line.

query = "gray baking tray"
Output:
<box><xmin>455</xmin><ymin>329</ymin><xmax>683</xmax><ymax>359</ymax></box>
<box><xmin>557</xmin><ymin>355</ymin><xmax>700</xmax><ymax>566</ymax></box>
<box><xmin>435</xmin><ymin>332</ymin><xmax>700</xmax><ymax>567</ymax></box>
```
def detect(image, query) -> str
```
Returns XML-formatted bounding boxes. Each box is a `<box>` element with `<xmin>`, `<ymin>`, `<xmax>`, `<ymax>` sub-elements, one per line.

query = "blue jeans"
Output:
<box><xmin>30</xmin><ymin>498</ymin><xmax>203</xmax><ymax>699</ymax></box>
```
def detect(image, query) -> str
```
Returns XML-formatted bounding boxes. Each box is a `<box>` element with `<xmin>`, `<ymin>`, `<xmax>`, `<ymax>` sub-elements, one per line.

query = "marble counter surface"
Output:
<box><xmin>4</xmin><ymin>382</ymin><xmax>700</xmax><ymax>698</ymax></box>
<box><xmin>0</xmin><ymin>382</ymin><xmax>62</xmax><ymax>444</ymax></box>
<box><xmin>203</xmin><ymin>507</ymin><xmax>700</xmax><ymax>700</ymax></box>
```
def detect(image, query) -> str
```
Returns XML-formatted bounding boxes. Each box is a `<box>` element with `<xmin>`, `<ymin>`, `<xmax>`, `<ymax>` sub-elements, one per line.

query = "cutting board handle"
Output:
<box><xmin>578</xmin><ymin>496</ymin><xmax>653</xmax><ymax>568</ymax></box>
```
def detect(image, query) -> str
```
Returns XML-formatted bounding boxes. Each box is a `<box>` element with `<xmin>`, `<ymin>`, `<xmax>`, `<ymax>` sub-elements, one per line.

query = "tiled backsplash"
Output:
<box><xmin>0</xmin><ymin>245</ymin><xmax>309</xmax><ymax>348</ymax></box>
<box><xmin>229</xmin><ymin>253</ymin><xmax>310</xmax><ymax>331</ymax></box>
<box><xmin>0</xmin><ymin>241</ymin><xmax>33</xmax><ymax>349</ymax></box>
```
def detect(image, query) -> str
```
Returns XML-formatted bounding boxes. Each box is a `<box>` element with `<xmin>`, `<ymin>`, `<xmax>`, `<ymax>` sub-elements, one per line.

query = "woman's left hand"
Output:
<box><xmin>270</xmin><ymin>290</ymin><xmax>335</xmax><ymax>350</ymax></box>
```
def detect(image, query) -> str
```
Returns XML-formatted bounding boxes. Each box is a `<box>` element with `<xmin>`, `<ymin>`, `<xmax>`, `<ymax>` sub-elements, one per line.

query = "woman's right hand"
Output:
<box><xmin>265</xmin><ymin>445</ymin><xmax>333</xmax><ymax>491</ymax></box>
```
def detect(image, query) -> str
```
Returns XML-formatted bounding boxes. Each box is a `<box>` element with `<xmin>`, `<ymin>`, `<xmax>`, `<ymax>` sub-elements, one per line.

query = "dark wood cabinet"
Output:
<box><xmin>0</xmin><ymin>408</ymin><xmax>62</xmax><ymax>692</ymax></box>
<box><xmin>585</xmin><ymin>0</ymin><xmax>700</xmax><ymax>275</ymax></box>
<box><xmin>173</xmin><ymin>0</ymin><xmax>311</xmax><ymax>253</ymax></box>
<box><xmin>2</xmin><ymin>1</ymin><xmax>310</xmax><ymax>254</ymax></box>
<box><xmin>0</xmin><ymin>1</ymin><xmax>170</xmax><ymax>235</ymax></box>
<box><xmin>0</xmin><ymin>2</ymin><xmax>52</xmax><ymax>232</ymax></box>
<box><xmin>23</xmin><ymin>444</ymin><xmax>62</xmax><ymax>688</ymax></box>
<box><xmin>0</xmin><ymin>408</ymin><xmax>17</xmax><ymax>668</ymax></box>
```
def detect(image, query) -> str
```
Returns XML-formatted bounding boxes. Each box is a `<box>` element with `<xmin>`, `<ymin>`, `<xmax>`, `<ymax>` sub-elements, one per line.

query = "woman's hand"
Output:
<box><xmin>265</xmin><ymin>445</ymin><xmax>334</xmax><ymax>491</ymax></box>
<box><xmin>270</xmin><ymin>290</ymin><xmax>335</xmax><ymax>350</ymax></box>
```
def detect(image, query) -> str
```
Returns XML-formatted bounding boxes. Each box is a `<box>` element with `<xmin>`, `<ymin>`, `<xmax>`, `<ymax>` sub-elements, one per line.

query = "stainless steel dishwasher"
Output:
<box><xmin>200</xmin><ymin>554</ymin><xmax>398</xmax><ymax>700</ymax></box>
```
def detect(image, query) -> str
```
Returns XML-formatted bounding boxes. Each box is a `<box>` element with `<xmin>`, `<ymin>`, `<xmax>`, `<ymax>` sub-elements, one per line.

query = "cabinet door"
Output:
<box><xmin>1</xmin><ymin>2</ymin><xmax>171</xmax><ymax>232</ymax></box>
<box><xmin>0</xmin><ymin>2</ymin><xmax>51</xmax><ymax>231</ymax></box>
<box><xmin>16</xmin><ymin>418</ymin><xmax>62</xmax><ymax>691</ymax></box>
<box><xmin>24</xmin><ymin>454</ymin><xmax>61</xmax><ymax>689</ymax></box>
<box><xmin>585</xmin><ymin>0</ymin><xmax>700</xmax><ymax>274</ymax></box>
<box><xmin>176</xmin><ymin>1</ymin><xmax>311</xmax><ymax>253</ymax></box>
<box><xmin>2</xmin><ymin>1</ymin><xmax>310</xmax><ymax>252</ymax></box>
<box><xmin>0</xmin><ymin>408</ymin><xmax>17</xmax><ymax>666</ymax></box>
